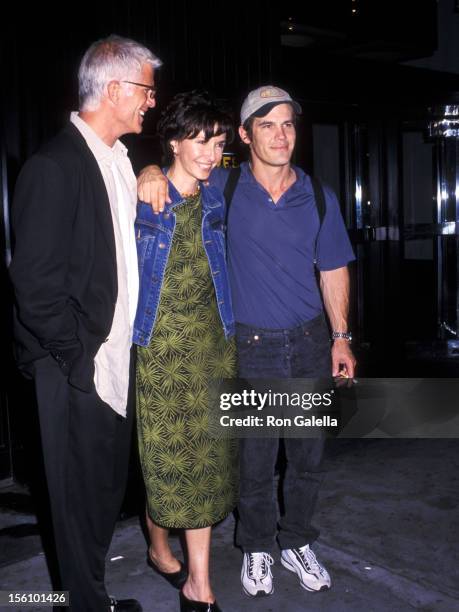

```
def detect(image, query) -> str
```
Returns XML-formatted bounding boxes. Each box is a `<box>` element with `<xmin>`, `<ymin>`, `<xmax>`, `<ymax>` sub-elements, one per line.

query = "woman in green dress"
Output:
<box><xmin>134</xmin><ymin>91</ymin><xmax>237</xmax><ymax>612</ymax></box>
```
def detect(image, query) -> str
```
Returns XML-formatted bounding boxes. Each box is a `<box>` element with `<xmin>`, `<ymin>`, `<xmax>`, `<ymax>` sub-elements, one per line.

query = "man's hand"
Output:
<box><xmin>331</xmin><ymin>338</ymin><xmax>356</xmax><ymax>379</ymax></box>
<box><xmin>137</xmin><ymin>165</ymin><xmax>171</xmax><ymax>213</ymax></box>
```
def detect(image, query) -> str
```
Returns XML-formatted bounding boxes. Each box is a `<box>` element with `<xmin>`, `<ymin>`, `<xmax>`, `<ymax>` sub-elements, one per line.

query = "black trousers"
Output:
<box><xmin>33</xmin><ymin>354</ymin><xmax>134</xmax><ymax>611</ymax></box>
<box><xmin>235</xmin><ymin>315</ymin><xmax>330</xmax><ymax>552</ymax></box>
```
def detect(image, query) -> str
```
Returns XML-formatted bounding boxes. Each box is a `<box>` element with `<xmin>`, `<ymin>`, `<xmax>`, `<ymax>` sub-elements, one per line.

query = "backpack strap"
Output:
<box><xmin>310</xmin><ymin>176</ymin><xmax>326</xmax><ymax>265</ymax></box>
<box><xmin>224</xmin><ymin>166</ymin><xmax>241</xmax><ymax>224</ymax></box>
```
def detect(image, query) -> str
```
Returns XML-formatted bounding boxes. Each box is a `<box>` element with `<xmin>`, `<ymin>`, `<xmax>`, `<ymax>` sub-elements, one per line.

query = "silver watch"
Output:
<box><xmin>331</xmin><ymin>331</ymin><xmax>352</xmax><ymax>342</ymax></box>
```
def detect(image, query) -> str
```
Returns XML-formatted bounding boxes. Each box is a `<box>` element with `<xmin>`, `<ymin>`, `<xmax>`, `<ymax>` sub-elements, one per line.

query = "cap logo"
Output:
<box><xmin>259</xmin><ymin>87</ymin><xmax>285</xmax><ymax>99</ymax></box>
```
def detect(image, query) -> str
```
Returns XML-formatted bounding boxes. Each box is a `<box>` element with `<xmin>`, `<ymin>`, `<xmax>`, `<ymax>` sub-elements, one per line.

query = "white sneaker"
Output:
<box><xmin>281</xmin><ymin>545</ymin><xmax>331</xmax><ymax>591</ymax></box>
<box><xmin>241</xmin><ymin>552</ymin><xmax>275</xmax><ymax>597</ymax></box>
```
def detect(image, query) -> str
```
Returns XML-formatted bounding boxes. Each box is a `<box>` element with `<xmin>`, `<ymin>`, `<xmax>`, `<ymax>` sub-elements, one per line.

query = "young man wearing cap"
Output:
<box><xmin>137</xmin><ymin>85</ymin><xmax>356</xmax><ymax>599</ymax></box>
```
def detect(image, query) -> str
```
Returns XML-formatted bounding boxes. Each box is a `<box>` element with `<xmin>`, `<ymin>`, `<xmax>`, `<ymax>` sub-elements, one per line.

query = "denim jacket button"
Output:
<box><xmin>163</xmin><ymin>213</ymin><xmax>170</xmax><ymax>219</ymax></box>
<box><xmin>159</xmin><ymin>242</ymin><xmax>166</xmax><ymax>249</ymax></box>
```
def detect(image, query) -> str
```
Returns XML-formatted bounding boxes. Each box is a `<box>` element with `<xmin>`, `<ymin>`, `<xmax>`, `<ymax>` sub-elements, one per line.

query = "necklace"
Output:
<box><xmin>165</xmin><ymin>171</ymin><xmax>200</xmax><ymax>198</ymax></box>
<box><xmin>180</xmin><ymin>184</ymin><xmax>200</xmax><ymax>198</ymax></box>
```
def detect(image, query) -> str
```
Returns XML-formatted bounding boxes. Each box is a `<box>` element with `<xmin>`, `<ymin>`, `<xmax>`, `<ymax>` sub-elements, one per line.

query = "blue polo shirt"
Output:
<box><xmin>210</xmin><ymin>162</ymin><xmax>355</xmax><ymax>329</ymax></box>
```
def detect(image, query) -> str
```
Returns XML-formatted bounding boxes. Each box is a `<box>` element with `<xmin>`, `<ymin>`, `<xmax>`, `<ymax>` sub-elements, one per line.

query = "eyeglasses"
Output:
<box><xmin>121</xmin><ymin>80</ymin><xmax>157</xmax><ymax>101</ymax></box>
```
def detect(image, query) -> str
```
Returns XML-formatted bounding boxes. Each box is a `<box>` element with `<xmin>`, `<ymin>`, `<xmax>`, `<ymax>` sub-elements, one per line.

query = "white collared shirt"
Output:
<box><xmin>70</xmin><ymin>112</ymin><xmax>139</xmax><ymax>417</ymax></box>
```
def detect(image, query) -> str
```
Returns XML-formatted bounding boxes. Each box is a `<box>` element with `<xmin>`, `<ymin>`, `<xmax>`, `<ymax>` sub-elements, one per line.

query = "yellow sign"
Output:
<box><xmin>219</xmin><ymin>152</ymin><xmax>239</xmax><ymax>169</ymax></box>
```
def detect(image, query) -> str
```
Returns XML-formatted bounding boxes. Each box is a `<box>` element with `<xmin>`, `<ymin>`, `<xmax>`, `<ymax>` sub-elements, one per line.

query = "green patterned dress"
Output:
<box><xmin>136</xmin><ymin>193</ymin><xmax>238</xmax><ymax>528</ymax></box>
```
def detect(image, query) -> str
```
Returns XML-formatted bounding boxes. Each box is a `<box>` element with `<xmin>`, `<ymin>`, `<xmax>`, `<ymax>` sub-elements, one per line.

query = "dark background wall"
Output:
<box><xmin>2</xmin><ymin>0</ymin><xmax>456</xmax><ymax>172</ymax></box>
<box><xmin>2</xmin><ymin>1</ymin><xmax>280</xmax><ymax>171</ymax></box>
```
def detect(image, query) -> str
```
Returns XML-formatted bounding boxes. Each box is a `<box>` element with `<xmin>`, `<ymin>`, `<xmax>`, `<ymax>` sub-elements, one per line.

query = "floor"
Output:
<box><xmin>0</xmin><ymin>439</ymin><xmax>458</xmax><ymax>612</ymax></box>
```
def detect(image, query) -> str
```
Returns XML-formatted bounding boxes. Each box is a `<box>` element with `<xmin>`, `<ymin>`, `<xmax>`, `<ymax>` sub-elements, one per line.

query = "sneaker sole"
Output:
<box><xmin>280</xmin><ymin>556</ymin><xmax>330</xmax><ymax>592</ymax></box>
<box><xmin>242</xmin><ymin>585</ymin><xmax>274</xmax><ymax>598</ymax></box>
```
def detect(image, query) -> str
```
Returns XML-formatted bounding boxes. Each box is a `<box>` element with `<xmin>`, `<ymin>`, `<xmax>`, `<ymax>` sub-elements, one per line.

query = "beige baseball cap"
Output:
<box><xmin>240</xmin><ymin>85</ymin><xmax>302</xmax><ymax>125</ymax></box>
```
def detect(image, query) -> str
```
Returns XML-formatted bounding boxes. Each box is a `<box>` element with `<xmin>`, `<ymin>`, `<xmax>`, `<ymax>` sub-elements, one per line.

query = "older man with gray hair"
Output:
<box><xmin>9</xmin><ymin>35</ymin><xmax>161</xmax><ymax>612</ymax></box>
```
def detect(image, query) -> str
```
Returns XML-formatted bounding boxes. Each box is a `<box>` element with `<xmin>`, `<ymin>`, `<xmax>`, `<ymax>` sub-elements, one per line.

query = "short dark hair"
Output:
<box><xmin>157</xmin><ymin>90</ymin><xmax>234</xmax><ymax>163</ymax></box>
<box><xmin>242</xmin><ymin>101</ymin><xmax>299</xmax><ymax>140</ymax></box>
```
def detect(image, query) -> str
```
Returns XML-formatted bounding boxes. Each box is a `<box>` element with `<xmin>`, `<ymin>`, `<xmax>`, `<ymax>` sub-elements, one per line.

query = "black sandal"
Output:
<box><xmin>179</xmin><ymin>591</ymin><xmax>222</xmax><ymax>612</ymax></box>
<box><xmin>147</xmin><ymin>555</ymin><xmax>188</xmax><ymax>589</ymax></box>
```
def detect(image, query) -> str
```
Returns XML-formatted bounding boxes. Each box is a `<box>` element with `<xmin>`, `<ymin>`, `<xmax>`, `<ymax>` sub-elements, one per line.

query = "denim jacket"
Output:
<box><xmin>133</xmin><ymin>178</ymin><xmax>235</xmax><ymax>347</ymax></box>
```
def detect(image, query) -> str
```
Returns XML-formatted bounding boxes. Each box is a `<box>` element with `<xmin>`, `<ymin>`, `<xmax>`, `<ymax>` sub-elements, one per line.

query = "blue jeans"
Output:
<box><xmin>235</xmin><ymin>314</ymin><xmax>331</xmax><ymax>552</ymax></box>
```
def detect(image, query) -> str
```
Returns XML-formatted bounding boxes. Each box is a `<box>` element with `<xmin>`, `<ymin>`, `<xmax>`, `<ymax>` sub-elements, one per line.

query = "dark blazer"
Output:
<box><xmin>9</xmin><ymin>123</ymin><xmax>118</xmax><ymax>392</ymax></box>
